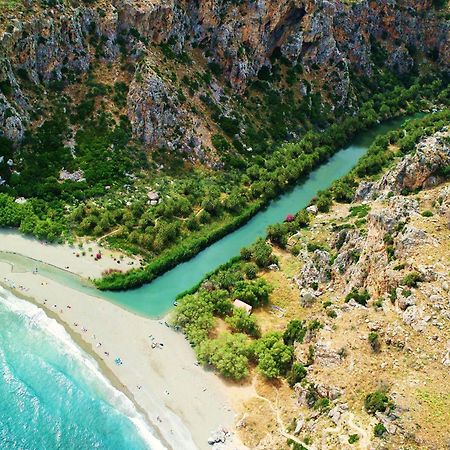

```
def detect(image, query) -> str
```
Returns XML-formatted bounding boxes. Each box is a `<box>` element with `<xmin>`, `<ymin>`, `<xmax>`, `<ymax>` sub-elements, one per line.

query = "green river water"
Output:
<box><xmin>0</xmin><ymin>115</ymin><xmax>420</xmax><ymax>318</ymax></box>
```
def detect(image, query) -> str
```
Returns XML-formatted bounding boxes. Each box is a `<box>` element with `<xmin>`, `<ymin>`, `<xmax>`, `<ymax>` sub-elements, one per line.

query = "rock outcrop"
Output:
<box><xmin>356</xmin><ymin>129</ymin><xmax>450</xmax><ymax>201</ymax></box>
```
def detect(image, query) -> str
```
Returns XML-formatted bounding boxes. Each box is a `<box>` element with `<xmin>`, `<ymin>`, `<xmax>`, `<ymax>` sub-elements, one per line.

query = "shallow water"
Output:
<box><xmin>0</xmin><ymin>287</ymin><xmax>165</xmax><ymax>450</ymax></box>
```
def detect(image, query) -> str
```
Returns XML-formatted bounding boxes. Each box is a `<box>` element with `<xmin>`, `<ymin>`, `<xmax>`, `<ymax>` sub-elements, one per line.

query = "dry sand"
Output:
<box><xmin>0</xmin><ymin>230</ymin><xmax>248</xmax><ymax>450</ymax></box>
<box><xmin>0</xmin><ymin>229</ymin><xmax>140</xmax><ymax>279</ymax></box>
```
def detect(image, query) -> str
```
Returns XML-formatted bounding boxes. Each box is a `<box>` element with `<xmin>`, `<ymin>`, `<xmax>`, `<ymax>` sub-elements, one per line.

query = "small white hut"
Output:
<box><xmin>233</xmin><ymin>299</ymin><xmax>252</xmax><ymax>315</ymax></box>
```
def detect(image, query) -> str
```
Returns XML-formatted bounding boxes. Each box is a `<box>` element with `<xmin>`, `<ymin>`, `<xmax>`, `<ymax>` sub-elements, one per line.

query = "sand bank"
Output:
<box><xmin>0</xmin><ymin>231</ymin><xmax>248</xmax><ymax>450</ymax></box>
<box><xmin>0</xmin><ymin>229</ymin><xmax>140</xmax><ymax>279</ymax></box>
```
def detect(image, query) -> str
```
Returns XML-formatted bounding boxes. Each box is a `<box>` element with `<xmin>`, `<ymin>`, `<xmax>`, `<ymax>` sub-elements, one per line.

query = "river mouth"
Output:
<box><xmin>0</xmin><ymin>114</ymin><xmax>422</xmax><ymax>318</ymax></box>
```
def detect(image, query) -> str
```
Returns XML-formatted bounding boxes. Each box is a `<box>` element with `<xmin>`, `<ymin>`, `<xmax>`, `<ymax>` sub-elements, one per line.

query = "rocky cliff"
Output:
<box><xmin>0</xmin><ymin>0</ymin><xmax>448</xmax><ymax>157</ymax></box>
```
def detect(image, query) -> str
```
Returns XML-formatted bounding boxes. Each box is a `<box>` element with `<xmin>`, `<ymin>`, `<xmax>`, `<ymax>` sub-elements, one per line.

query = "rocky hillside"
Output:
<box><xmin>233</xmin><ymin>128</ymin><xmax>450</xmax><ymax>449</ymax></box>
<box><xmin>1</xmin><ymin>0</ymin><xmax>448</xmax><ymax>162</ymax></box>
<box><xmin>164</xmin><ymin>109</ymin><xmax>449</xmax><ymax>449</ymax></box>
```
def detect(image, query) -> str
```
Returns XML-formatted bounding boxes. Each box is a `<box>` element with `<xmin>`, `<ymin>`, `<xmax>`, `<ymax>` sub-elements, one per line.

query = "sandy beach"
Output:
<box><xmin>0</xmin><ymin>229</ymin><xmax>142</xmax><ymax>279</ymax></box>
<box><xmin>0</xmin><ymin>230</ymin><xmax>248</xmax><ymax>450</ymax></box>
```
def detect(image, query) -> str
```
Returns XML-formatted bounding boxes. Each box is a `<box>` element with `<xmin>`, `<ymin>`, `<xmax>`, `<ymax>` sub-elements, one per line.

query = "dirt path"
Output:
<box><xmin>252</xmin><ymin>378</ymin><xmax>313</xmax><ymax>449</ymax></box>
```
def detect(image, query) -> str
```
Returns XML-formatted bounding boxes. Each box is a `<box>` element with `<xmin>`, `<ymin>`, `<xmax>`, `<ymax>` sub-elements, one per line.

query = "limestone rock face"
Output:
<box><xmin>0</xmin><ymin>0</ymin><xmax>448</xmax><ymax>150</ymax></box>
<box><xmin>355</xmin><ymin>129</ymin><xmax>450</xmax><ymax>201</ymax></box>
<box><xmin>0</xmin><ymin>93</ymin><xmax>25</xmax><ymax>141</ymax></box>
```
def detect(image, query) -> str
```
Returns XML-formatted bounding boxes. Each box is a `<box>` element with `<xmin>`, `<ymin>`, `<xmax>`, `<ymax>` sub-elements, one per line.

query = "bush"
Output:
<box><xmin>365</xmin><ymin>391</ymin><xmax>392</xmax><ymax>414</ymax></box>
<box><xmin>211</xmin><ymin>134</ymin><xmax>230</xmax><ymax>151</ymax></box>
<box><xmin>374</xmin><ymin>423</ymin><xmax>387</xmax><ymax>437</ymax></box>
<box><xmin>368</xmin><ymin>332</ymin><xmax>380</xmax><ymax>352</ymax></box>
<box><xmin>348</xmin><ymin>204</ymin><xmax>371</xmax><ymax>219</ymax></box>
<box><xmin>345</xmin><ymin>288</ymin><xmax>370</xmax><ymax>306</ymax></box>
<box><xmin>287</xmin><ymin>363</ymin><xmax>307</xmax><ymax>387</ymax></box>
<box><xmin>402</xmin><ymin>272</ymin><xmax>422</xmax><ymax>288</ymax></box>
<box><xmin>313</xmin><ymin>397</ymin><xmax>330</xmax><ymax>411</ymax></box>
<box><xmin>348</xmin><ymin>434</ymin><xmax>359</xmax><ymax>444</ymax></box>
<box><xmin>283</xmin><ymin>320</ymin><xmax>306</xmax><ymax>345</ymax></box>
<box><xmin>421</xmin><ymin>210</ymin><xmax>433</xmax><ymax>217</ymax></box>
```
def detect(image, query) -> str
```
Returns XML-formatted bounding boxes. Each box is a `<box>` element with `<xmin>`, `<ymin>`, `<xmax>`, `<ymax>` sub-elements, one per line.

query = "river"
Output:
<box><xmin>0</xmin><ymin>115</ymin><xmax>420</xmax><ymax>318</ymax></box>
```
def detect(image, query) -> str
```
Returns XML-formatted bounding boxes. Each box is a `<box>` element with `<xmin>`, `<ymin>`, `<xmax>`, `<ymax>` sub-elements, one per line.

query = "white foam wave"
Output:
<box><xmin>0</xmin><ymin>287</ymin><xmax>167</xmax><ymax>450</ymax></box>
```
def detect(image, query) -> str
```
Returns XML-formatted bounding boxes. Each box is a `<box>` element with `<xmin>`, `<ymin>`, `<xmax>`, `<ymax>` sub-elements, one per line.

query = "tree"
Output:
<box><xmin>295</xmin><ymin>210</ymin><xmax>310</xmax><ymax>228</ymax></box>
<box><xmin>240</xmin><ymin>246</ymin><xmax>252</xmax><ymax>261</ymax></box>
<box><xmin>315</xmin><ymin>191</ymin><xmax>333</xmax><ymax>213</ymax></box>
<box><xmin>332</xmin><ymin>179</ymin><xmax>355</xmax><ymax>203</ymax></box>
<box><xmin>225</xmin><ymin>191</ymin><xmax>245</xmax><ymax>213</ymax></box>
<box><xmin>252</xmin><ymin>332</ymin><xmax>293</xmax><ymax>378</ymax></box>
<box><xmin>233</xmin><ymin>278</ymin><xmax>273</xmax><ymax>307</ymax></box>
<box><xmin>244</xmin><ymin>263</ymin><xmax>258</xmax><ymax>280</ymax></box>
<box><xmin>212</xmin><ymin>267</ymin><xmax>244</xmax><ymax>290</ymax></box>
<box><xmin>172</xmin><ymin>294</ymin><xmax>215</xmax><ymax>345</ymax></box>
<box><xmin>202</xmin><ymin>196</ymin><xmax>221</xmax><ymax>216</ymax></box>
<box><xmin>283</xmin><ymin>320</ymin><xmax>306</xmax><ymax>345</ymax></box>
<box><xmin>153</xmin><ymin>221</ymin><xmax>180</xmax><ymax>251</ymax></box>
<box><xmin>0</xmin><ymin>194</ymin><xmax>24</xmax><ymax>227</ymax></box>
<box><xmin>196</xmin><ymin>333</ymin><xmax>251</xmax><ymax>380</ymax></box>
<box><xmin>225</xmin><ymin>308</ymin><xmax>261</xmax><ymax>337</ymax></box>
<box><xmin>267</xmin><ymin>223</ymin><xmax>288</xmax><ymax>248</ymax></box>
<box><xmin>251</xmin><ymin>238</ymin><xmax>273</xmax><ymax>268</ymax></box>
<box><xmin>202</xmin><ymin>289</ymin><xmax>233</xmax><ymax>316</ymax></box>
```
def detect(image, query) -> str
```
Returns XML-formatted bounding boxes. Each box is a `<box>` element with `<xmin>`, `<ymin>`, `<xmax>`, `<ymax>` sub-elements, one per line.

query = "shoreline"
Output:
<box><xmin>0</xmin><ymin>231</ymin><xmax>247</xmax><ymax>450</ymax></box>
<box><xmin>0</xmin><ymin>278</ymin><xmax>169</xmax><ymax>448</ymax></box>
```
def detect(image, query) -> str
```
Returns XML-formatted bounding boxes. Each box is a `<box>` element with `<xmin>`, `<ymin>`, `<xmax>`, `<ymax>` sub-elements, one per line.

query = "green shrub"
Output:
<box><xmin>345</xmin><ymin>288</ymin><xmax>370</xmax><ymax>306</ymax></box>
<box><xmin>368</xmin><ymin>332</ymin><xmax>380</xmax><ymax>352</ymax></box>
<box><xmin>283</xmin><ymin>320</ymin><xmax>306</xmax><ymax>345</ymax></box>
<box><xmin>421</xmin><ymin>210</ymin><xmax>433</xmax><ymax>217</ymax></box>
<box><xmin>402</xmin><ymin>272</ymin><xmax>422</xmax><ymax>288</ymax></box>
<box><xmin>348</xmin><ymin>204</ymin><xmax>371</xmax><ymax>218</ymax></box>
<box><xmin>211</xmin><ymin>134</ymin><xmax>230</xmax><ymax>151</ymax></box>
<box><xmin>374</xmin><ymin>423</ymin><xmax>387</xmax><ymax>437</ymax></box>
<box><xmin>348</xmin><ymin>434</ymin><xmax>359</xmax><ymax>444</ymax></box>
<box><xmin>313</xmin><ymin>397</ymin><xmax>330</xmax><ymax>411</ymax></box>
<box><xmin>365</xmin><ymin>391</ymin><xmax>392</xmax><ymax>414</ymax></box>
<box><xmin>287</xmin><ymin>363</ymin><xmax>307</xmax><ymax>387</ymax></box>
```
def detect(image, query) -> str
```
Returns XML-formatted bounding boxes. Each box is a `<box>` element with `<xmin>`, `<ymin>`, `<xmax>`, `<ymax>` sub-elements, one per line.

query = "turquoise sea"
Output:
<box><xmin>0</xmin><ymin>287</ymin><xmax>163</xmax><ymax>450</ymax></box>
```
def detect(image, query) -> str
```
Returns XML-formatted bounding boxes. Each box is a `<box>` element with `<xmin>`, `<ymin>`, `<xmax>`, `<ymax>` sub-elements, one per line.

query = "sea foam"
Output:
<box><xmin>0</xmin><ymin>286</ymin><xmax>167</xmax><ymax>450</ymax></box>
